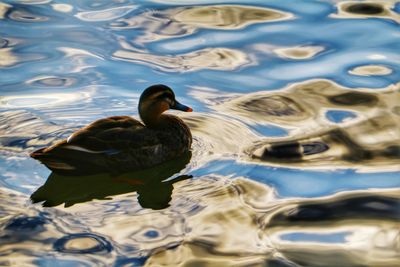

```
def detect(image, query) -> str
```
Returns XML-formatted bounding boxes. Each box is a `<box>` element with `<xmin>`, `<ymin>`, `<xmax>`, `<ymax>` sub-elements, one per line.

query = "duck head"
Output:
<box><xmin>139</xmin><ymin>84</ymin><xmax>192</xmax><ymax>127</ymax></box>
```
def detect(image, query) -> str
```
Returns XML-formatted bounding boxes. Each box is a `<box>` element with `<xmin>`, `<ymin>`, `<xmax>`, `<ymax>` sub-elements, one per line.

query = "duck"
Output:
<box><xmin>30</xmin><ymin>84</ymin><xmax>193</xmax><ymax>175</ymax></box>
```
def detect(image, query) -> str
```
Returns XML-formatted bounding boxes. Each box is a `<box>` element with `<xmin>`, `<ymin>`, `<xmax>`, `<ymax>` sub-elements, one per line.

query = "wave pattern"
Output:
<box><xmin>0</xmin><ymin>0</ymin><xmax>399</xmax><ymax>266</ymax></box>
<box><xmin>205</xmin><ymin>79</ymin><xmax>400</xmax><ymax>170</ymax></box>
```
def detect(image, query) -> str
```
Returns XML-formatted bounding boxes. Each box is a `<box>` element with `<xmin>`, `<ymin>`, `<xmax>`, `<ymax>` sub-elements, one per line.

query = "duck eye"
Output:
<box><xmin>157</xmin><ymin>92</ymin><xmax>174</xmax><ymax>104</ymax></box>
<box><xmin>166</xmin><ymin>97</ymin><xmax>174</xmax><ymax>106</ymax></box>
<box><xmin>157</xmin><ymin>92</ymin><xmax>170</xmax><ymax>99</ymax></box>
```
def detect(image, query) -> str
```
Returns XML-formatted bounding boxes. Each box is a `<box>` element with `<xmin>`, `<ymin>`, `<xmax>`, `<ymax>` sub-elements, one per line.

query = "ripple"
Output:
<box><xmin>0</xmin><ymin>110</ymin><xmax>75</xmax><ymax>153</ymax></box>
<box><xmin>144</xmin><ymin>178</ymin><xmax>400</xmax><ymax>266</ymax></box>
<box><xmin>0</xmin><ymin>187</ymin><xmax>116</xmax><ymax>265</ymax></box>
<box><xmin>27</xmin><ymin>76</ymin><xmax>77</xmax><ymax>88</ymax></box>
<box><xmin>274</xmin><ymin>46</ymin><xmax>325</xmax><ymax>60</ymax></box>
<box><xmin>109</xmin><ymin>9</ymin><xmax>197</xmax><ymax>43</ymax></box>
<box><xmin>302</xmin><ymin>142</ymin><xmax>330</xmax><ymax>156</ymax></box>
<box><xmin>54</xmin><ymin>233</ymin><xmax>112</xmax><ymax>254</ymax></box>
<box><xmin>266</xmin><ymin>190</ymin><xmax>400</xmax><ymax>267</ymax></box>
<box><xmin>17</xmin><ymin>0</ymin><xmax>51</xmax><ymax>4</ymax></box>
<box><xmin>334</xmin><ymin>1</ymin><xmax>399</xmax><ymax>23</ymax></box>
<box><xmin>5</xmin><ymin>216</ymin><xmax>47</xmax><ymax>231</ymax></box>
<box><xmin>213</xmin><ymin>91</ymin><xmax>310</xmax><ymax>127</ymax></box>
<box><xmin>240</xmin><ymin>95</ymin><xmax>306</xmax><ymax>117</ymax></box>
<box><xmin>214</xmin><ymin>79</ymin><xmax>398</xmax><ymax>126</ymax></box>
<box><xmin>0</xmin><ymin>37</ymin><xmax>19</xmax><ymax>48</ymax></box>
<box><xmin>144</xmin><ymin>230</ymin><xmax>159</xmax><ymax>239</ymax></box>
<box><xmin>8</xmin><ymin>7</ymin><xmax>50</xmax><ymax>23</ymax></box>
<box><xmin>0</xmin><ymin>2</ymin><xmax>10</xmax><ymax>19</ymax></box>
<box><xmin>213</xmin><ymin>79</ymin><xmax>400</xmax><ymax>170</ymax></box>
<box><xmin>344</xmin><ymin>3</ymin><xmax>385</xmax><ymax>15</ymax></box>
<box><xmin>249</xmin><ymin>122</ymin><xmax>400</xmax><ymax>170</ymax></box>
<box><xmin>51</xmin><ymin>3</ymin><xmax>73</xmax><ymax>13</ymax></box>
<box><xmin>0</xmin><ymin>48</ymin><xmax>18</xmax><ymax>67</ymax></box>
<box><xmin>269</xmin><ymin>192</ymin><xmax>400</xmax><ymax>225</ymax></box>
<box><xmin>252</xmin><ymin>140</ymin><xmax>330</xmax><ymax>161</ymax></box>
<box><xmin>328</xmin><ymin>91</ymin><xmax>378</xmax><ymax>106</ymax></box>
<box><xmin>113</xmin><ymin>47</ymin><xmax>251</xmax><ymax>72</ymax></box>
<box><xmin>0</xmin><ymin>38</ymin><xmax>9</xmax><ymax>48</ymax></box>
<box><xmin>393</xmin><ymin>106</ymin><xmax>400</xmax><ymax>116</ymax></box>
<box><xmin>57</xmin><ymin>46</ymin><xmax>104</xmax><ymax>60</ymax></box>
<box><xmin>173</xmin><ymin>5</ymin><xmax>292</xmax><ymax>30</ymax></box>
<box><xmin>0</xmin><ymin>35</ymin><xmax>51</xmax><ymax>68</ymax></box>
<box><xmin>325</xmin><ymin>110</ymin><xmax>357</xmax><ymax>123</ymax></box>
<box><xmin>143</xmin><ymin>176</ymin><xmax>275</xmax><ymax>266</ymax></box>
<box><xmin>75</xmin><ymin>5</ymin><xmax>137</xmax><ymax>22</ymax></box>
<box><xmin>1</xmin><ymin>90</ymin><xmax>92</xmax><ymax>108</ymax></box>
<box><xmin>349</xmin><ymin>65</ymin><xmax>393</xmax><ymax>76</ymax></box>
<box><xmin>183</xmin><ymin>112</ymin><xmax>259</xmax><ymax>157</ymax></box>
<box><xmin>111</xmin><ymin>5</ymin><xmax>292</xmax><ymax>43</ymax></box>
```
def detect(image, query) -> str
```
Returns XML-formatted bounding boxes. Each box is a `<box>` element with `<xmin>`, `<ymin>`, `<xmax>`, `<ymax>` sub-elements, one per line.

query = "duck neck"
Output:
<box><xmin>139</xmin><ymin>104</ymin><xmax>168</xmax><ymax>128</ymax></box>
<box><xmin>140</xmin><ymin>114</ymin><xmax>160</xmax><ymax>128</ymax></box>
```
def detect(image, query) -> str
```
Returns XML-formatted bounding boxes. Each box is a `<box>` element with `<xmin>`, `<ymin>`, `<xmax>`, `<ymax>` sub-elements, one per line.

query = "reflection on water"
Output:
<box><xmin>0</xmin><ymin>3</ymin><xmax>10</xmax><ymax>19</ymax></box>
<box><xmin>110</xmin><ymin>5</ymin><xmax>291</xmax><ymax>43</ymax></box>
<box><xmin>76</xmin><ymin>5</ymin><xmax>137</xmax><ymax>22</ymax></box>
<box><xmin>274</xmin><ymin>46</ymin><xmax>325</xmax><ymax>60</ymax></box>
<box><xmin>173</xmin><ymin>5</ymin><xmax>292</xmax><ymax>29</ymax></box>
<box><xmin>28</xmin><ymin>76</ymin><xmax>77</xmax><ymax>87</ymax></box>
<box><xmin>0</xmin><ymin>0</ymin><xmax>399</xmax><ymax>266</ymax></box>
<box><xmin>349</xmin><ymin>65</ymin><xmax>393</xmax><ymax>76</ymax></box>
<box><xmin>54</xmin><ymin>233</ymin><xmax>113</xmax><ymax>254</ymax></box>
<box><xmin>113</xmin><ymin>47</ymin><xmax>251</xmax><ymax>72</ymax></box>
<box><xmin>31</xmin><ymin>153</ymin><xmax>191</xmax><ymax>209</ymax></box>
<box><xmin>267</xmin><ymin>189</ymin><xmax>400</xmax><ymax>267</ymax></box>
<box><xmin>210</xmin><ymin>79</ymin><xmax>400</xmax><ymax>170</ymax></box>
<box><xmin>334</xmin><ymin>1</ymin><xmax>400</xmax><ymax>23</ymax></box>
<box><xmin>0</xmin><ymin>47</ymin><xmax>18</xmax><ymax>67</ymax></box>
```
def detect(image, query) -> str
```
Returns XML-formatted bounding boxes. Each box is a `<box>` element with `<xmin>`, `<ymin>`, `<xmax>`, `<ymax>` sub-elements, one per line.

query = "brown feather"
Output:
<box><xmin>30</xmin><ymin>115</ymin><xmax>191</xmax><ymax>175</ymax></box>
<box><xmin>31</xmin><ymin>85</ymin><xmax>193</xmax><ymax>175</ymax></box>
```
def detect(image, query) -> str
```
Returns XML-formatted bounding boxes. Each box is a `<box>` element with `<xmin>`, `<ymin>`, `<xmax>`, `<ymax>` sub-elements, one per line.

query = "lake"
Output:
<box><xmin>0</xmin><ymin>0</ymin><xmax>399</xmax><ymax>266</ymax></box>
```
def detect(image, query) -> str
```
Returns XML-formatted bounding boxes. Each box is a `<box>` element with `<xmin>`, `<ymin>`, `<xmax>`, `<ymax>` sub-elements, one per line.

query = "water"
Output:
<box><xmin>0</xmin><ymin>0</ymin><xmax>399</xmax><ymax>266</ymax></box>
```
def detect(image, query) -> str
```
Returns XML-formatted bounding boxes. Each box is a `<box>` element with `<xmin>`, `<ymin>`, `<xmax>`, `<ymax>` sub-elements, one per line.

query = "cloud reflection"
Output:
<box><xmin>173</xmin><ymin>5</ymin><xmax>292</xmax><ymax>30</ymax></box>
<box><xmin>75</xmin><ymin>5</ymin><xmax>137</xmax><ymax>22</ymax></box>
<box><xmin>349</xmin><ymin>65</ymin><xmax>393</xmax><ymax>76</ymax></box>
<box><xmin>203</xmin><ymin>79</ymin><xmax>400</xmax><ymax>171</ymax></box>
<box><xmin>0</xmin><ymin>2</ymin><xmax>10</xmax><ymax>19</ymax></box>
<box><xmin>274</xmin><ymin>46</ymin><xmax>325</xmax><ymax>60</ymax></box>
<box><xmin>110</xmin><ymin>5</ymin><xmax>292</xmax><ymax>43</ymax></box>
<box><xmin>113</xmin><ymin>47</ymin><xmax>251</xmax><ymax>72</ymax></box>
<box><xmin>0</xmin><ymin>48</ymin><xmax>18</xmax><ymax>67</ymax></box>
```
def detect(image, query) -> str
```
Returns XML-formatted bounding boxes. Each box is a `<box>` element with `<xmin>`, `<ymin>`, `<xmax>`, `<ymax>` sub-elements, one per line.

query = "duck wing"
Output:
<box><xmin>65</xmin><ymin>116</ymin><xmax>158</xmax><ymax>152</ymax></box>
<box><xmin>31</xmin><ymin>116</ymin><xmax>163</xmax><ymax>174</ymax></box>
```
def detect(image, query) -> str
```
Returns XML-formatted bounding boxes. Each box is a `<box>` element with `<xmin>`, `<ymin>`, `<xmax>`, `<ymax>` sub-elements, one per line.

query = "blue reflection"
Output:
<box><xmin>280</xmin><ymin>231</ymin><xmax>350</xmax><ymax>243</ymax></box>
<box><xmin>326</xmin><ymin>110</ymin><xmax>357</xmax><ymax>123</ymax></box>
<box><xmin>114</xmin><ymin>257</ymin><xmax>148</xmax><ymax>267</ymax></box>
<box><xmin>193</xmin><ymin>160</ymin><xmax>400</xmax><ymax>198</ymax></box>
<box><xmin>54</xmin><ymin>233</ymin><xmax>113</xmax><ymax>254</ymax></box>
<box><xmin>252</xmin><ymin>123</ymin><xmax>288</xmax><ymax>137</ymax></box>
<box><xmin>35</xmin><ymin>259</ymin><xmax>92</xmax><ymax>267</ymax></box>
<box><xmin>144</xmin><ymin>230</ymin><xmax>159</xmax><ymax>238</ymax></box>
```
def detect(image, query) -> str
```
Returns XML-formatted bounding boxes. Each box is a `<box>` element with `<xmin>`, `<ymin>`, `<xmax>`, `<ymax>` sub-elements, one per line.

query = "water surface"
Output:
<box><xmin>0</xmin><ymin>0</ymin><xmax>399</xmax><ymax>266</ymax></box>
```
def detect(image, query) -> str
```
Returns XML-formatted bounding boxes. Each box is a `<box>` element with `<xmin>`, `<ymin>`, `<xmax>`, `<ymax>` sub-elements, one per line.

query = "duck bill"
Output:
<box><xmin>172</xmin><ymin>101</ymin><xmax>193</xmax><ymax>112</ymax></box>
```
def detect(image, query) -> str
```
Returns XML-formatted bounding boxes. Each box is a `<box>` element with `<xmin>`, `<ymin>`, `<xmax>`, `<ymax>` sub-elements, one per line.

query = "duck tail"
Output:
<box><xmin>30</xmin><ymin>146</ymin><xmax>79</xmax><ymax>174</ymax></box>
<box><xmin>30</xmin><ymin>148</ymin><xmax>47</xmax><ymax>159</ymax></box>
<box><xmin>30</xmin><ymin>142</ymin><xmax>109</xmax><ymax>176</ymax></box>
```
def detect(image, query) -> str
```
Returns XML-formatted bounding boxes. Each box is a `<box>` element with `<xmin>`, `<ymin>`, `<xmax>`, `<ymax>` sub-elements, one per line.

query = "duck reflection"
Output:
<box><xmin>31</xmin><ymin>152</ymin><xmax>191</xmax><ymax>210</ymax></box>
